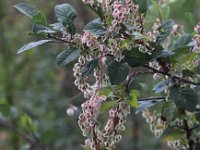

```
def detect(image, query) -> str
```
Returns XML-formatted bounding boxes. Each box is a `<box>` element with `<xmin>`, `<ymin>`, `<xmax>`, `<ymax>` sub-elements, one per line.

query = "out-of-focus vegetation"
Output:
<box><xmin>0</xmin><ymin>0</ymin><xmax>199</xmax><ymax>150</ymax></box>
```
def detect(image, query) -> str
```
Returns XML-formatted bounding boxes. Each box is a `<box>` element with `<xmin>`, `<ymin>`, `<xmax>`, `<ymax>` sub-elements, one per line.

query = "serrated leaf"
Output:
<box><xmin>129</xmin><ymin>90</ymin><xmax>140</xmax><ymax>108</ymax></box>
<box><xmin>82</xmin><ymin>58</ymin><xmax>99</xmax><ymax>76</ymax></box>
<box><xmin>56</xmin><ymin>48</ymin><xmax>79</xmax><ymax>66</ymax></box>
<box><xmin>156</xmin><ymin>20</ymin><xmax>174</xmax><ymax>45</ymax></box>
<box><xmin>108</xmin><ymin>61</ymin><xmax>129</xmax><ymax>85</ymax></box>
<box><xmin>153</xmin><ymin>79</ymin><xmax>173</xmax><ymax>94</ymax></box>
<box><xmin>32</xmin><ymin>23</ymin><xmax>56</xmax><ymax>34</ymax></box>
<box><xmin>84</xmin><ymin>18</ymin><xmax>107</xmax><ymax>36</ymax></box>
<box><xmin>17</xmin><ymin>40</ymin><xmax>53</xmax><ymax>54</ymax></box>
<box><xmin>170</xmin><ymin>87</ymin><xmax>198</xmax><ymax>112</ymax></box>
<box><xmin>14</xmin><ymin>3</ymin><xmax>47</xmax><ymax>25</ymax></box>
<box><xmin>54</xmin><ymin>3</ymin><xmax>76</xmax><ymax>26</ymax></box>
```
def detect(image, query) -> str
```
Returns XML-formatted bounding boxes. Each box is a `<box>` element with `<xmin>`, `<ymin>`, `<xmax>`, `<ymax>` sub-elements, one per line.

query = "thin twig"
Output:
<box><xmin>180</xmin><ymin>109</ymin><xmax>194</xmax><ymax>150</ymax></box>
<box><xmin>143</xmin><ymin>65</ymin><xmax>200</xmax><ymax>86</ymax></box>
<box><xmin>46</xmin><ymin>34</ymin><xmax>74</xmax><ymax>45</ymax></box>
<box><xmin>189</xmin><ymin>123</ymin><xmax>200</xmax><ymax>131</ymax></box>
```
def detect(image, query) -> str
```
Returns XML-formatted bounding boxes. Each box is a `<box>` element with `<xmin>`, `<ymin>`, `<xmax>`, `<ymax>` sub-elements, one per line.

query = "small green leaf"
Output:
<box><xmin>32</xmin><ymin>23</ymin><xmax>56</xmax><ymax>34</ymax></box>
<box><xmin>54</xmin><ymin>3</ymin><xmax>76</xmax><ymax>26</ymax></box>
<box><xmin>156</xmin><ymin>19</ymin><xmax>174</xmax><ymax>45</ymax></box>
<box><xmin>82</xmin><ymin>58</ymin><xmax>99</xmax><ymax>76</ymax></box>
<box><xmin>98</xmin><ymin>87</ymin><xmax>111</xmax><ymax>97</ymax></box>
<box><xmin>129</xmin><ymin>90</ymin><xmax>140</xmax><ymax>108</ymax></box>
<box><xmin>32</xmin><ymin>11</ymin><xmax>47</xmax><ymax>25</ymax></box>
<box><xmin>185</xmin><ymin>12</ymin><xmax>196</xmax><ymax>26</ymax></box>
<box><xmin>56</xmin><ymin>48</ymin><xmax>79</xmax><ymax>66</ymax></box>
<box><xmin>17</xmin><ymin>40</ymin><xmax>53</xmax><ymax>54</ymax></box>
<box><xmin>162</xmin><ymin>6</ymin><xmax>170</xmax><ymax>20</ymax></box>
<box><xmin>108</xmin><ymin>61</ymin><xmax>129</xmax><ymax>85</ymax></box>
<box><xmin>136</xmin><ymin>99</ymin><xmax>164</xmax><ymax>114</ymax></box>
<box><xmin>84</xmin><ymin>18</ymin><xmax>107</xmax><ymax>36</ymax></box>
<box><xmin>124</xmin><ymin>49</ymin><xmax>151</xmax><ymax>67</ymax></box>
<box><xmin>100</xmin><ymin>101</ymin><xmax>117</xmax><ymax>112</ymax></box>
<box><xmin>153</xmin><ymin>79</ymin><xmax>173</xmax><ymax>94</ymax></box>
<box><xmin>170</xmin><ymin>87</ymin><xmax>198</xmax><ymax>112</ymax></box>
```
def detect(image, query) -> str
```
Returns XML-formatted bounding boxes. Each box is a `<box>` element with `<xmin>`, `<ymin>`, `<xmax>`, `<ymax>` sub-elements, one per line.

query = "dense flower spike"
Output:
<box><xmin>192</xmin><ymin>23</ymin><xmax>200</xmax><ymax>53</ymax></box>
<box><xmin>15</xmin><ymin>0</ymin><xmax>200</xmax><ymax>150</ymax></box>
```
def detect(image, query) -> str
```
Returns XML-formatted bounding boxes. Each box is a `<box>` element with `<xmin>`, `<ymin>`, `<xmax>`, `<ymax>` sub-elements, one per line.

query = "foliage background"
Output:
<box><xmin>0</xmin><ymin>0</ymin><xmax>199</xmax><ymax>149</ymax></box>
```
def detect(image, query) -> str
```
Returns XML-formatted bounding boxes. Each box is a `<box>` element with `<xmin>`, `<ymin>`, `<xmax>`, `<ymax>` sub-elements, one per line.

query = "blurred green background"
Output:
<box><xmin>0</xmin><ymin>0</ymin><xmax>199</xmax><ymax>150</ymax></box>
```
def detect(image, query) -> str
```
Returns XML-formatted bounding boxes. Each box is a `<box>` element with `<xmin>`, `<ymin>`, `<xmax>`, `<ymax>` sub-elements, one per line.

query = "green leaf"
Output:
<box><xmin>170</xmin><ymin>87</ymin><xmax>198</xmax><ymax>112</ymax></box>
<box><xmin>17</xmin><ymin>40</ymin><xmax>53</xmax><ymax>54</ymax></box>
<box><xmin>14</xmin><ymin>3</ymin><xmax>47</xmax><ymax>25</ymax></box>
<box><xmin>84</xmin><ymin>18</ymin><xmax>107</xmax><ymax>36</ymax></box>
<box><xmin>185</xmin><ymin>12</ymin><xmax>196</xmax><ymax>26</ymax></box>
<box><xmin>32</xmin><ymin>23</ymin><xmax>56</xmax><ymax>34</ymax></box>
<box><xmin>132</xmin><ymin>32</ymin><xmax>146</xmax><ymax>40</ymax></box>
<box><xmin>153</xmin><ymin>79</ymin><xmax>173</xmax><ymax>94</ymax></box>
<box><xmin>136</xmin><ymin>98</ymin><xmax>164</xmax><ymax>114</ymax></box>
<box><xmin>134</xmin><ymin>0</ymin><xmax>147</xmax><ymax>14</ymax></box>
<box><xmin>82</xmin><ymin>58</ymin><xmax>99</xmax><ymax>76</ymax></box>
<box><xmin>162</xmin><ymin>6</ymin><xmax>170</xmax><ymax>20</ymax></box>
<box><xmin>129</xmin><ymin>90</ymin><xmax>140</xmax><ymax>108</ymax></box>
<box><xmin>56</xmin><ymin>48</ymin><xmax>79</xmax><ymax>66</ymax></box>
<box><xmin>98</xmin><ymin>87</ymin><xmax>111</xmax><ymax>97</ymax></box>
<box><xmin>100</xmin><ymin>101</ymin><xmax>117</xmax><ymax>112</ymax></box>
<box><xmin>14</xmin><ymin>3</ymin><xmax>39</xmax><ymax>19</ymax></box>
<box><xmin>170</xmin><ymin>35</ymin><xmax>193</xmax><ymax>51</ymax></box>
<box><xmin>108</xmin><ymin>61</ymin><xmax>129</xmax><ymax>85</ymax></box>
<box><xmin>170</xmin><ymin>35</ymin><xmax>194</xmax><ymax>62</ymax></box>
<box><xmin>54</xmin><ymin>3</ymin><xmax>76</xmax><ymax>26</ymax></box>
<box><xmin>156</xmin><ymin>19</ymin><xmax>174</xmax><ymax>45</ymax></box>
<box><xmin>20</xmin><ymin>114</ymin><xmax>37</xmax><ymax>131</ymax></box>
<box><xmin>32</xmin><ymin>11</ymin><xmax>47</xmax><ymax>25</ymax></box>
<box><xmin>123</xmin><ymin>49</ymin><xmax>151</xmax><ymax>67</ymax></box>
<box><xmin>151</xmin><ymin>50</ymin><xmax>174</xmax><ymax>60</ymax></box>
